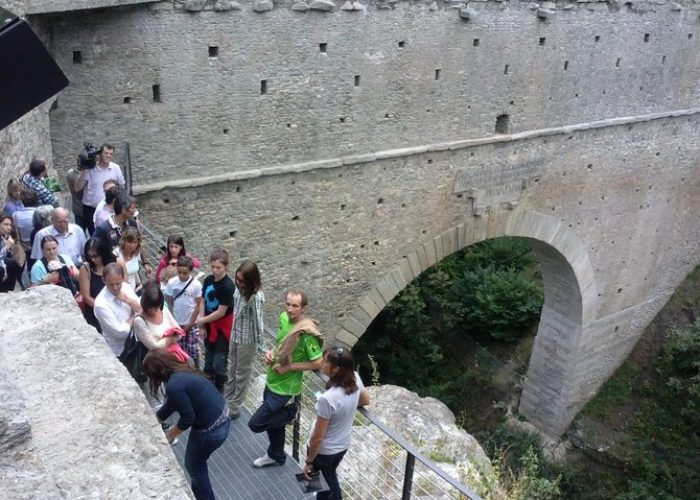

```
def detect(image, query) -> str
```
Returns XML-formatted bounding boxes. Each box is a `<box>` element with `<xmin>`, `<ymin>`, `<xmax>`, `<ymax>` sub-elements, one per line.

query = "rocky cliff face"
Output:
<box><xmin>0</xmin><ymin>287</ymin><xmax>193</xmax><ymax>499</ymax></box>
<box><xmin>340</xmin><ymin>384</ymin><xmax>494</xmax><ymax>498</ymax></box>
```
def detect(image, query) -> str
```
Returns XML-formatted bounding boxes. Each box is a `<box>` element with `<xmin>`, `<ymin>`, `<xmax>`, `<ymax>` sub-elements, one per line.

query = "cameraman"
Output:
<box><xmin>74</xmin><ymin>144</ymin><xmax>125</xmax><ymax>235</ymax></box>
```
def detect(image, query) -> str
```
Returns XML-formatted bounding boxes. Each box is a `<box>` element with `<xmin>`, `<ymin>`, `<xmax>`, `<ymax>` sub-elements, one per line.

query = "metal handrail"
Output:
<box><xmin>139</xmin><ymin>225</ymin><xmax>483</xmax><ymax>499</ymax></box>
<box><xmin>253</xmin><ymin>326</ymin><xmax>483</xmax><ymax>500</ymax></box>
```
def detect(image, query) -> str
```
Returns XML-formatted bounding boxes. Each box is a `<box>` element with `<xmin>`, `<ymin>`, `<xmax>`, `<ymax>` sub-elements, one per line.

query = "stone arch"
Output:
<box><xmin>337</xmin><ymin>210</ymin><xmax>598</xmax><ymax>437</ymax></box>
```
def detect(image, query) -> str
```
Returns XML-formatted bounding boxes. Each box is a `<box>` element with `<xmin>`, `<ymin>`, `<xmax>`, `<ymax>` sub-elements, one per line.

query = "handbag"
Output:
<box><xmin>118</xmin><ymin>316</ymin><xmax>148</xmax><ymax>384</ymax></box>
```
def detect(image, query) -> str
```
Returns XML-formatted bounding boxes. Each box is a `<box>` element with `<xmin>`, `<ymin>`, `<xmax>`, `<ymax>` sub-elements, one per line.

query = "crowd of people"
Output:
<box><xmin>1</xmin><ymin>145</ymin><xmax>370</xmax><ymax>500</ymax></box>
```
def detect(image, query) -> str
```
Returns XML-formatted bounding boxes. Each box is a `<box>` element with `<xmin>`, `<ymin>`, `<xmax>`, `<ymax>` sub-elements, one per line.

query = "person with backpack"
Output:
<box><xmin>30</xmin><ymin>234</ymin><xmax>79</xmax><ymax>291</ymax></box>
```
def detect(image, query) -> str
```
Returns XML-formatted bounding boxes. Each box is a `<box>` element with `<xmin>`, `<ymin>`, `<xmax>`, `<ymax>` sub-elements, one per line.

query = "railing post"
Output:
<box><xmin>292</xmin><ymin>395</ymin><xmax>301</xmax><ymax>462</ymax></box>
<box><xmin>402</xmin><ymin>453</ymin><xmax>416</xmax><ymax>500</ymax></box>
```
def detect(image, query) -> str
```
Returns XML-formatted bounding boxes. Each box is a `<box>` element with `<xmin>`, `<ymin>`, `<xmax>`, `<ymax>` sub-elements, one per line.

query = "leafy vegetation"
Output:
<box><xmin>355</xmin><ymin>236</ymin><xmax>700</xmax><ymax>499</ymax></box>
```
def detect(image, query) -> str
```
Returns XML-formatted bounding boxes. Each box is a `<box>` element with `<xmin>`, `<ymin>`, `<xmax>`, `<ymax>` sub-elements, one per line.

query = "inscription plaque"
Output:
<box><xmin>453</xmin><ymin>157</ymin><xmax>544</xmax><ymax>216</ymax></box>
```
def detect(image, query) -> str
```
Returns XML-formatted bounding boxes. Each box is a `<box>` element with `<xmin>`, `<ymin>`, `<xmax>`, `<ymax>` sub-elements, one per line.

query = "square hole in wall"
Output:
<box><xmin>434</xmin><ymin>68</ymin><xmax>441</xmax><ymax>80</ymax></box>
<box><xmin>564</xmin><ymin>60</ymin><xmax>569</xmax><ymax>70</ymax></box>
<box><xmin>495</xmin><ymin>114</ymin><xmax>510</xmax><ymax>134</ymax></box>
<box><xmin>398</xmin><ymin>40</ymin><xmax>405</xmax><ymax>48</ymax></box>
<box><xmin>319</xmin><ymin>42</ymin><xmax>327</xmax><ymax>53</ymax></box>
<box><xmin>208</xmin><ymin>46</ymin><xmax>219</xmax><ymax>58</ymax></box>
<box><xmin>152</xmin><ymin>84</ymin><xmax>161</xmax><ymax>102</ymax></box>
<box><xmin>539</xmin><ymin>37</ymin><xmax>546</xmax><ymax>46</ymax></box>
<box><xmin>260</xmin><ymin>79</ymin><xmax>268</xmax><ymax>95</ymax></box>
<box><xmin>594</xmin><ymin>35</ymin><xmax>600</xmax><ymax>42</ymax></box>
<box><xmin>72</xmin><ymin>50</ymin><xmax>82</xmax><ymax>64</ymax></box>
<box><xmin>504</xmin><ymin>64</ymin><xmax>509</xmax><ymax>75</ymax></box>
<box><xmin>473</xmin><ymin>38</ymin><xmax>480</xmax><ymax>47</ymax></box>
<box><xmin>644</xmin><ymin>33</ymin><xmax>650</xmax><ymax>42</ymax></box>
<box><xmin>689</xmin><ymin>33</ymin><xmax>694</xmax><ymax>40</ymax></box>
<box><xmin>123</xmin><ymin>96</ymin><xmax>131</xmax><ymax>104</ymax></box>
<box><xmin>354</xmin><ymin>75</ymin><xmax>361</xmax><ymax>87</ymax></box>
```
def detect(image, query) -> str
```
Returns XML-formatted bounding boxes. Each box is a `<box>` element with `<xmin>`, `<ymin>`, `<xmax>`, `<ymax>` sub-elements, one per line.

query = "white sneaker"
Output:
<box><xmin>253</xmin><ymin>454</ymin><xmax>281</xmax><ymax>467</ymax></box>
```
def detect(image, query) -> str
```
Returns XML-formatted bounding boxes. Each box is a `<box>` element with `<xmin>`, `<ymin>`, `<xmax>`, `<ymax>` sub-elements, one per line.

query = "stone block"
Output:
<box><xmin>184</xmin><ymin>0</ymin><xmax>205</xmax><ymax>11</ymax></box>
<box><xmin>398</xmin><ymin>258</ymin><xmax>417</xmax><ymax>285</ymax></box>
<box><xmin>214</xmin><ymin>0</ymin><xmax>242</xmax><ymax>11</ymax></box>
<box><xmin>291</xmin><ymin>1</ymin><xmax>309</xmax><ymax>10</ymax></box>
<box><xmin>407</xmin><ymin>253</ymin><xmax>422</xmax><ymax>278</ymax></box>
<box><xmin>432</xmin><ymin>234</ymin><xmax>445</xmax><ymax>262</ymax></box>
<box><xmin>309</xmin><ymin>0</ymin><xmax>335</xmax><ymax>11</ymax></box>
<box><xmin>358</xmin><ymin>294</ymin><xmax>381</xmax><ymax>321</ymax></box>
<box><xmin>376</xmin><ymin>276</ymin><xmax>400</xmax><ymax>304</ymax></box>
<box><xmin>340</xmin><ymin>314</ymin><xmax>367</xmax><ymax>338</ymax></box>
<box><xmin>335</xmin><ymin>328</ymin><xmax>359</xmax><ymax>347</ymax></box>
<box><xmin>340</xmin><ymin>0</ymin><xmax>365</xmax><ymax>11</ymax></box>
<box><xmin>253</xmin><ymin>0</ymin><xmax>274</xmax><ymax>12</ymax></box>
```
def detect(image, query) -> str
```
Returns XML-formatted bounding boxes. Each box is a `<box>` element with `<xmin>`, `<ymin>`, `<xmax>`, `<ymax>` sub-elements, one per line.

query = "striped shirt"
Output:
<box><xmin>231</xmin><ymin>287</ymin><xmax>265</xmax><ymax>348</ymax></box>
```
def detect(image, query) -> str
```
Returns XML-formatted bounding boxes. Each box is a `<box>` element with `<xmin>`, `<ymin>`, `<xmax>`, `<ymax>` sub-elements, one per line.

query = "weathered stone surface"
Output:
<box><xmin>214</xmin><ymin>0</ymin><xmax>242</xmax><ymax>11</ymax></box>
<box><xmin>291</xmin><ymin>0</ymin><xmax>309</xmax><ymax>10</ymax></box>
<box><xmin>340</xmin><ymin>0</ymin><xmax>365</xmax><ymax>10</ymax></box>
<box><xmin>309</xmin><ymin>0</ymin><xmax>335</xmax><ymax>11</ymax></box>
<box><xmin>253</xmin><ymin>0</ymin><xmax>274</xmax><ymax>12</ymax></box>
<box><xmin>184</xmin><ymin>0</ymin><xmax>205</xmax><ymax>11</ymax></box>
<box><xmin>355</xmin><ymin>385</ymin><xmax>493</xmax><ymax>495</ymax></box>
<box><xmin>459</xmin><ymin>5</ymin><xmax>478</xmax><ymax>19</ymax></box>
<box><xmin>0</xmin><ymin>359</ymin><xmax>31</xmax><ymax>454</ymax></box>
<box><xmin>0</xmin><ymin>287</ymin><xmax>193</xmax><ymax>499</ymax></box>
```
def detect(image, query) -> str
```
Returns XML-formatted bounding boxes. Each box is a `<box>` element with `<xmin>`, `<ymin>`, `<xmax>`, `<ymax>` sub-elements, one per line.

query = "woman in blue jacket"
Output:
<box><xmin>144</xmin><ymin>349</ymin><xmax>230</xmax><ymax>500</ymax></box>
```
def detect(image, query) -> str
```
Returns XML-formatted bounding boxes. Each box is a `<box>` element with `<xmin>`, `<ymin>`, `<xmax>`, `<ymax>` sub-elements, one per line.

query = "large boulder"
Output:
<box><xmin>340</xmin><ymin>384</ymin><xmax>494</xmax><ymax>498</ymax></box>
<box><xmin>0</xmin><ymin>286</ymin><xmax>192</xmax><ymax>499</ymax></box>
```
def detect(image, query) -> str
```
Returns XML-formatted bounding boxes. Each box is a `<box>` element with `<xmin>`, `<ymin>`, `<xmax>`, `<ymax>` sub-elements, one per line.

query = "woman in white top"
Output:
<box><xmin>303</xmin><ymin>347</ymin><xmax>370</xmax><ymax>500</ymax></box>
<box><xmin>116</xmin><ymin>227</ymin><xmax>143</xmax><ymax>293</ymax></box>
<box><xmin>132</xmin><ymin>281</ymin><xmax>186</xmax><ymax>408</ymax></box>
<box><xmin>133</xmin><ymin>281</ymin><xmax>181</xmax><ymax>351</ymax></box>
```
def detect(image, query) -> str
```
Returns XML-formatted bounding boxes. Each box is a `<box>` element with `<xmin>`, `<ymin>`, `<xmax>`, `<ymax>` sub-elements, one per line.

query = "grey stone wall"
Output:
<box><xmin>22</xmin><ymin>0</ymin><xmax>161</xmax><ymax>15</ymax></box>
<box><xmin>15</xmin><ymin>0</ymin><xmax>700</xmax><ymax>435</ymax></box>
<box><xmin>43</xmin><ymin>1</ymin><xmax>700</xmax><ymax>185</ymax></box>
<box><xmin>0</xmin><ymin>287</ymin><xmax>193</xmax><ymax>499</ymax></box>
<box><xmin>0</xmin><ymin>102</ymin><xmax>53</xmax><ymax>199</ymax></box>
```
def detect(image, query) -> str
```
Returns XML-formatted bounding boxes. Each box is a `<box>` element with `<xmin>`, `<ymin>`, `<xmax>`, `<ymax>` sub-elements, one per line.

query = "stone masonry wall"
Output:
<box><xmin>43</xmin><ymin>1</ymin><xmax>700</xmax><ymax>186</ymax></box>
<box><xmin>14</xmin><ymin>0</ymin><xmax>700</xmax><ymax>434</ymax></box>
<box><xmin>0</xmin><ymin>103</ymin><xmax>53</xmax><ymax>199</ymax></box>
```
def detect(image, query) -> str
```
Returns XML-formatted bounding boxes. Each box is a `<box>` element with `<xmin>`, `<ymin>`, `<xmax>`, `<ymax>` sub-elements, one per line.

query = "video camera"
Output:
<box><xmin>77</xmin><ymin>142</ymin><xmax>101</xmax><ymax>169</ymax></box>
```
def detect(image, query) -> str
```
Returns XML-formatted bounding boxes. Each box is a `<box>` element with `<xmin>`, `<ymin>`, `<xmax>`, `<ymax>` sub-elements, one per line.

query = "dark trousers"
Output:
<box><xmin>248</xmin><ymin>387</ymin><xmax>297</xmax><ymax>463</ymax></box>
<box><xmin>185</xmin><ymin>418</ymin><xmax>230</xmax><ymax>500</ymax></box>
<box><xmin>203</xmin><ymin>334</ymin><xmax>229</xmax><ymax>391</ymax></box>
<box><xmin>313</xmin><ymin>450</ymin><xmax>347</xmax><ymax>500</ymax></box>
<box><xmin>82</xmin><ymin>205</ymin><xmax>96</xmax><ymax>235</ymax></box>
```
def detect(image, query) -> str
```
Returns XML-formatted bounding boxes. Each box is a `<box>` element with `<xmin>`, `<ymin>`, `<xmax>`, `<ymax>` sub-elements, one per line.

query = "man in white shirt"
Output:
<box><xmin>94</xmin><ymin>263</ymin><xmax>142</xmax><ymax>357</ymax></box>
<box><xmin>92</xmin><ymin>181</ymin><xmax>119</xmax><ymax>228</ymax></box>
<box><xmin>74</xmin><ymin>144</ymin><xmax>126</xmax><ymax>234</ymax></box>
<box><xmin>31</xmin><ymin>207</ymin><xmax>87</xmax><ymax>265</ymax></box>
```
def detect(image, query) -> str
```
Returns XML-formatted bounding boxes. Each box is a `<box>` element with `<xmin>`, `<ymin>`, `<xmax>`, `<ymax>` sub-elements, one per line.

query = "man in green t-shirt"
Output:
<box><xmin>249</xmin><ymin>289</ymin><xmax>323</xmax><ymax>467</ymax></box>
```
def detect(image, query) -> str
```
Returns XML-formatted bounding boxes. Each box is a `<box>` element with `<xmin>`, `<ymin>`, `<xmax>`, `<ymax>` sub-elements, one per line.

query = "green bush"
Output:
<box><xmin>452</xmin><ymin>266</ymin><xmax>544</xmax><ymax>342</ymax></box>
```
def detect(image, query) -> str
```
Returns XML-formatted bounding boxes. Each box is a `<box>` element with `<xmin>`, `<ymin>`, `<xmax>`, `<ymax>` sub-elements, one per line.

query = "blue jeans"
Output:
<box><xmin>248</xmin><ymin>387</ymin><xmax>297</xmax><ymax>463</ymax></box>
<box><xmin>313</xmin><ymin>450</ymin><xmax>347</xmax><ymax>500</ymax></box>
<box><xmin>185</xmin><ymin>418</ymin><xmax>230</xmax><ymax>500</ymax></box>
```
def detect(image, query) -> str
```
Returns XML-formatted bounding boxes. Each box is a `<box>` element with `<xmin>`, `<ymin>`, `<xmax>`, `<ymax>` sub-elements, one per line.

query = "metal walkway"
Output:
<box><xmin>169</xmin><ymin>409</ymin><xmax>317</xmax><ymax>500</ymax></box>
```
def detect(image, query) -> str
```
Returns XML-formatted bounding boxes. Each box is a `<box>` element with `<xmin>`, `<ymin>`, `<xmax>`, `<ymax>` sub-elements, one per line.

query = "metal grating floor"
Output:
<box><xmin>169</xmin><ymin>409</ymin><xmax>318</xmax><ymax>500</ymax></box>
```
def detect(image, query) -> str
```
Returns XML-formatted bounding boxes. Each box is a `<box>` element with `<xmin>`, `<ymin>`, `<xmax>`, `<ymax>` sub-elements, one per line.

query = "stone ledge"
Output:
<box><xmin>0</xmin><ymin>287</ymin><xmax>193</xmax><ymax>499</ymax></box>
<box><xmin>132</xmin><ymin>106</ymin><xmax>700</xmax><ymax>195</ymax></box>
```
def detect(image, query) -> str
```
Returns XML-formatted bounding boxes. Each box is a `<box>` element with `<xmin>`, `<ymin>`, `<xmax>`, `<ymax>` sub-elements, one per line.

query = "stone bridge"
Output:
<box><xmin>2</xmin><ymin>0</ymin><xmax>700</xmax><ymax>437</ymax></box>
